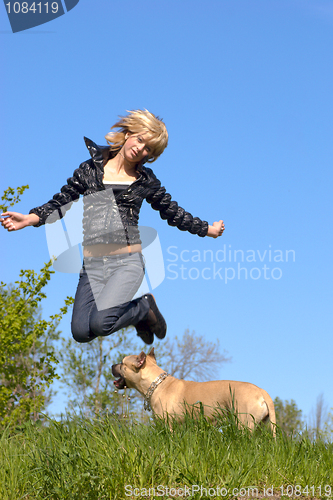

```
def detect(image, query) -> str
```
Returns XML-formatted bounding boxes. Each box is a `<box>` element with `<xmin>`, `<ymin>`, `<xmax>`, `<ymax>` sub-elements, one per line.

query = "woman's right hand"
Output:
<box><xmin>0</xmin><ymin>212</ymin><xmax>39</xmax><ymax>231</ymax></box>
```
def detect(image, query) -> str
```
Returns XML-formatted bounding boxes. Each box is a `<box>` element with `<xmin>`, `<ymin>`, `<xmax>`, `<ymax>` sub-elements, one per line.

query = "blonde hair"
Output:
<box><xmin>105</xmin><ymin>109</ymin><xmax>168</xmax><ymax>163</ymax></box>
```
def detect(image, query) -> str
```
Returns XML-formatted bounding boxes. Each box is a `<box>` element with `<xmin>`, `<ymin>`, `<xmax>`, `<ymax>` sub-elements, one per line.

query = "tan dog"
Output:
<box><xmin>112</xmin><ymin>348</ymin><xmax>276</xmax><ymax>434</ymax></box>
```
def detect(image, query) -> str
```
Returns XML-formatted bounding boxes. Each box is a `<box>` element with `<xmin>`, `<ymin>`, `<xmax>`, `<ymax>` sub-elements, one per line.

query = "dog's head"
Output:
<box><xmin>112</xmin><ymin>348</ymin><xmax>157</xmax><ymax>390</ymax></box>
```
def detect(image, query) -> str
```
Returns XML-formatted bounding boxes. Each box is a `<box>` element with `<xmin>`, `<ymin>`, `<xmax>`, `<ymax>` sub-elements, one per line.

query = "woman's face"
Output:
<box><xmin>123</xmin><ymin>131</ymin><xmax>153</xmax><ymax>164</ymax></box>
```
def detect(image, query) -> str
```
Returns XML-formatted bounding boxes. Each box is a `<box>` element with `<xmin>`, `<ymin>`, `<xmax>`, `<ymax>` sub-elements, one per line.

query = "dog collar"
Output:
<box><xmin>144</xmin><ymin>371</ymin><xmax>169</xmax><ymax>411</ymax></box>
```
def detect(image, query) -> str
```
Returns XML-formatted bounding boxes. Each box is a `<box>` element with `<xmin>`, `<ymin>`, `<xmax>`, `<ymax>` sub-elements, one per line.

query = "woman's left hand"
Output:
<box><xmin>207</xmin><ymin>220</ymin><xmax>225</xmax><ymax>238</ymax></box>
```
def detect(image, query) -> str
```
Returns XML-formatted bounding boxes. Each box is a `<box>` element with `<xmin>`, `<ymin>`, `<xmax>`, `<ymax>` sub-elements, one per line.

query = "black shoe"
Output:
<box><xmin>135</xmin><ymin>321</ymin><xmax>154</xmax><ymax>345</ymax></box>
<box><xmin>143</xmin><ymin>294</ymin><xmax>167</xmax><ymax>340</ymax></box>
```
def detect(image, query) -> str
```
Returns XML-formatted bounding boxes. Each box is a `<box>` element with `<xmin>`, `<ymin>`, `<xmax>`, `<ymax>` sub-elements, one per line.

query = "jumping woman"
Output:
<box><xmin>1</xmin><ymin>110</ymin><xmax>225</xmax><ymax>345</ymax></box>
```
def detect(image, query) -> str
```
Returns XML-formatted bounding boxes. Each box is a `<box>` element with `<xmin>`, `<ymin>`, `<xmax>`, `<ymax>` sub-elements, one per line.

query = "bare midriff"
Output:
<box><xmin>83</xmin><ymin>243</ymin><xmax>142</xmax><ymax>257</ymax></box>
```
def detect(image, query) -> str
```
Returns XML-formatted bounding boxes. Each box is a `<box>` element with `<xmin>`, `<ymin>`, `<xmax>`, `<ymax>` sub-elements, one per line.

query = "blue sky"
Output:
<box><xmin>1</xmin><ymin>0</ymin><xmax>333</xmax><ymax>421</ymax></box>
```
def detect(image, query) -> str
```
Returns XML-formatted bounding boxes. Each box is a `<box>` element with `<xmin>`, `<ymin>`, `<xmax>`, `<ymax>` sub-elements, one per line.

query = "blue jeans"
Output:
<box><xmin>71</xmin><ymin>252</ymin><xmax>150</xmax><ymax>343</ymax></box>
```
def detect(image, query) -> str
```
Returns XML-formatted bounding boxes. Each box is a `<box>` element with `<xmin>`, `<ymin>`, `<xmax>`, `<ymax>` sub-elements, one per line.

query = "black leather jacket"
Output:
<box><xmin>29</xmin><ymin>137</ymin><xmax>209</xmax><ymax>246</ymax></box>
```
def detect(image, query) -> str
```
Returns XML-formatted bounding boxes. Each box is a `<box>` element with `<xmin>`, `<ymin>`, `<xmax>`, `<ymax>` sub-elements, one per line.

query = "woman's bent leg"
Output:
<box><xmin>74</xmin><ymin>253</ymin><xmax>150</xmax><ymax>340</ymax></box>
<box><xmin>89</xmin><ymin>253</ymin><xmax>149</xmax><ymax>337</ymax></box>
<box><xmin>89</xmin><ymin>297</ymin><xmax>150</xmax><ymax>337</ymax></box>
<box><xmin>71</xmin><ymin>269</ymin><xmax>98</xmax><ymax>343</ymax></box>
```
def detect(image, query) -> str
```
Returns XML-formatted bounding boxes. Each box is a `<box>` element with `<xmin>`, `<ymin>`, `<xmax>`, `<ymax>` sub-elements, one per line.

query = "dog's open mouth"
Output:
<box><xmin>112</xmin><ymin>363</ymin><xmax>127</xmax><ymax>390</ymax></box>
<box><xmin>114</xmin><ymin>376</ymin><xmax>126</xmax><ymax>390</ymax></box>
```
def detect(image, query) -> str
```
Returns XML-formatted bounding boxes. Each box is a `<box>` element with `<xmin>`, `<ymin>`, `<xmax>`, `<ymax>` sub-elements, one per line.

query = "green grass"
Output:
<box><xmin>0</xmin><ymin>413</ymin><xmax>332</xmax><ymax>500</ymax></box>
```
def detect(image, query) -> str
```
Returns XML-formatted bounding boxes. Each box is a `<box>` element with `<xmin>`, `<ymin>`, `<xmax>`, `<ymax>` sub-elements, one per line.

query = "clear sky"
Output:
<box><xmin>1</xmin><ymin>0</ymin><xmax>332</xmax><ymax>421</ymax></box>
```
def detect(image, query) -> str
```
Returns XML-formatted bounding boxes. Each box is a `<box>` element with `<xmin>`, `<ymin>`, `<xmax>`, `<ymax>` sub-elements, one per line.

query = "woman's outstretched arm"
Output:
<box><xmin>145</xmin><ymin>168</ymin><xmax>225</xmax><ymax>239</ymax></box>
<box><xmin>1</xmin><ymin>212</ymin><xmax>39</xmax><ymax>231</ymax></box>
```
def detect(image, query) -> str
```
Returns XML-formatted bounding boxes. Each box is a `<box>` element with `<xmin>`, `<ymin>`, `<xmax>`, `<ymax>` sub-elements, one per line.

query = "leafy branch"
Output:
<box><xmin>0</xmin><ymin>185</ymin><xmax>29</xmax><ymax>212</ymax></box>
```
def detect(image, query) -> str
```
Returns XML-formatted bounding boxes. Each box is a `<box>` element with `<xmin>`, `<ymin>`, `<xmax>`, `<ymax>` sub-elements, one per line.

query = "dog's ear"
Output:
<box><xmin>148</xmin><ymin>347</ymin><xmax>156</xmax><ymax>361</ymax></box>
<box><xmin>135</xmin><ymin>351</ymin><xmax>146</xmax><ymax>369</ymax></box>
